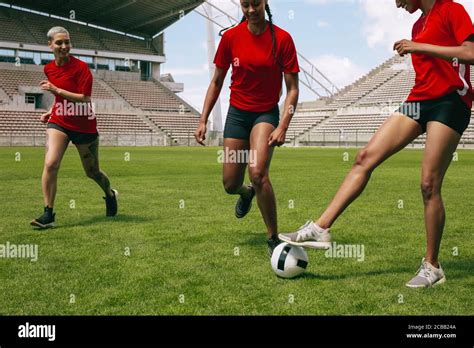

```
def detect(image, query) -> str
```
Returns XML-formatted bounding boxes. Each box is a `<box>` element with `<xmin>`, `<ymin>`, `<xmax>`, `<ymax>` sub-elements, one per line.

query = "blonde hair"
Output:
<box><xmin>47</xmin><ymin>26</ymin><xmax>70</xmax><ymax>41</ymax></box>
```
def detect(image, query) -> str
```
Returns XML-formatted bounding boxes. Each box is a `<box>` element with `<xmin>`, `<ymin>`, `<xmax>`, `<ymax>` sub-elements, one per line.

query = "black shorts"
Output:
<box><xmin>224</xmin><ymin>105</ymin><xmax>280</xmax><ymax>140</ymax></box>
<box><xmin>47</xmin><ymin>122</ymin><xmax>98</xmax><ymax>145</ymax></box>
<box><xmin>397</xmin><ymin>92</ymin><xmax>471</xmax><ymax>135</ymax></box>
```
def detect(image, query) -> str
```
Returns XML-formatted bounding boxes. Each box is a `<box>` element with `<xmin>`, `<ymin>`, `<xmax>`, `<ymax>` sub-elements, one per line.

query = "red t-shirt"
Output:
<box><xmin>44</xmin><ymin>55</ymin><xmax>97</xmax><ymax>133</ymax></box>
<box><xmin>214</xmin><ymin>21</ymin><xmax>300</xmax><ymax>112</ymax></box>
<box><xmin>408</xmin><ymin>0</ymin><xmax>474</xmax><ymax>108</ymax></box>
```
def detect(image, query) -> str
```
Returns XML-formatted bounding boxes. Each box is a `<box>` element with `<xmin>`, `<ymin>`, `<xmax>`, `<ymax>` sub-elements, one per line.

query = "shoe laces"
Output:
<box><xmin>415</xmin><ymin>262</ymin><xmax>433</xmax><ymax>279</ymax></box>
<box><xmin>298</xmin><ymin>221</ymin><xmax>316</xmax><ymax>240</ymax></box>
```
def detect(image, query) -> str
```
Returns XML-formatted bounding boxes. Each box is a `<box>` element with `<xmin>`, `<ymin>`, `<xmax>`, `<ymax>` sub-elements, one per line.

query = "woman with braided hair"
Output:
<box><xmin>195</xmin><ymin>0</ymin><xmax>300</xmax><ymax>257</ymax></box>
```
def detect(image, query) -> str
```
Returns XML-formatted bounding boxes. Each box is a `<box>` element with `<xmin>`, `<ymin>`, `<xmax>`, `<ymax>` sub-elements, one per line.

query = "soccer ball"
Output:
<box><xmin>271</xmin><ymin>242</ymin><xmax>308</xmax><ymax>278</ymax></box>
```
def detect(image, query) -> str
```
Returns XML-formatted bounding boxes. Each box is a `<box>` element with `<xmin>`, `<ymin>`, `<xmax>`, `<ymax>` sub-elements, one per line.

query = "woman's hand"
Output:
<box><xmin>194</xmin><ymin>122</ymin><xmax>207</xmax><ymax>146</ymax></box>
<box><xmin>268</xmin><ymin>126</ymin><xmax>287</xmax><ymax>147</ymax></box>
<box><xmin>394</xmin><ymin>39</ymin><xmax>421</xmax><ymax>56</ymax></box>
<box><xmin>40</xmin><ymin>109</ymin><xmax>52</xmax><ymax>123</ymax></box>
<box><xmin>40</xmin><ymin>80</ymin><xmax>59</xmax><ymax>94</ymax></box>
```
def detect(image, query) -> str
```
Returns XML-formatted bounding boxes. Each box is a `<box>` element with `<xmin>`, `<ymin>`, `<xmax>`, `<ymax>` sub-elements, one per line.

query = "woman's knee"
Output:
<box><xmin>354</xmin><ymin>148</ymin><xmax>377</xmax><ymax>173</ymax></box>
<box><xmin>249</xmin><ymin>169</ymin><xmax>269</xmax><ymax>187</ymax></box>
<box><xmin>223</xmin><ymin>179</ymin><xmax>242</xmax><ymax>194</ymax></box>
<box><xmin>420</xmin><ymin>175</ymin><xmax>441</xmax><ymax>201</ymax></box>
<box><xmin>85</xmin><ymin>166</ymin><xmax>100</xmax><ymax>179</ymax></box>
<box><xmin>44</xmin><ymin>159</ymin><xmax>61</xmax><ymax>173</ymax></box>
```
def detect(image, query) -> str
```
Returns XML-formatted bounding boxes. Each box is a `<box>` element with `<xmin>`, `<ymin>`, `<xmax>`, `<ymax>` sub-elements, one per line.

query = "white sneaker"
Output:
<box><xmin>405</xmin><ymin>258</ymin><xmax>446</xmax><ymax>288</ymax></box>
<box><xmin>278</xmin><ymin>221</ymin><xmax>332</xmax><ymax>249</ymax></box>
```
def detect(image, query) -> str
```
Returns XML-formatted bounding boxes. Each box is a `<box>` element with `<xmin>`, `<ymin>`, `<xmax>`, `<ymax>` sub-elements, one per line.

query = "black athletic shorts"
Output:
<box><xmin>397</xmin><ymin>92</ymin><xmax>471</xmax><ymax>135</ymax></box>
<box><xmin>224</xmin><ymin>105</ymin><xmax>280</xmax><ymax>140</ymax></box>
<box><xmin>47</xmin><ymin>122</ymin><xmax>99</xmax><ymax>145</ymax></box>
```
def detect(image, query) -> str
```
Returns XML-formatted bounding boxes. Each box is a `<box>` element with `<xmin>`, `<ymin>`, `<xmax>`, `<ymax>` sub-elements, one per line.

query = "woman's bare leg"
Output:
<box><xmin>42</xmin><ymin>129</ymin><xmax>69</xmax><ymax>208</ymax></box>
<box><xmin>316</xmin><ymin>114</ymin><xmax>423</xmax><ymax>229</ymax></box>
<box><xmin>421</xmin><ymin>121</ymin><xmax>461</xmax><ymax>267</ymax></box>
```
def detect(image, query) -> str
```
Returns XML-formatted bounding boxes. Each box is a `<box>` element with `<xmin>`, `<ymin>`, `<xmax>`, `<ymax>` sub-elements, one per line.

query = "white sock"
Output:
<box><xmin>312</xmin><ymin>222</ymin><xmax>328</xmax><ymax>233</ymax></box>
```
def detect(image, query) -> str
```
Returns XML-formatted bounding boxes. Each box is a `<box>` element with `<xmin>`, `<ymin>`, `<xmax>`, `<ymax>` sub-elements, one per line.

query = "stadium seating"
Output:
<box><xmin>2</xmin><ymin>3</ymin><xmax>474</xmax><ymax>147</ymax></box>
<box><xmin>289</xmin><ymin>55</ymin><xmax>474</xmax><ymax>146</ymax></box>
<box><xmin>356</xmin><ymin>70</ymin><xmax>416</xmax><ymax>106</ymax></box>
<box><xmin>0</xmin><ymin>8</ymin><xmax>36</xmax><ymax>43</ymax></box>
<box><xmin>286</xmin><ymin>109</ymin><xmax>331</xmax><ymax>141</ymax></box>
<box><xmin>0</xmin><ymin>64</ymin><xmax>200</xmax><ymax>143</ymax></box>
<box><xmin>0</xmin><ymin>7</ymin><xmax>156</xmax><ymax>55</ymax></box>
<box><xmin>0</xmin><ymin>69</ymin><xmax>45</xmax><ymax>98</ymax></box>
<box><xmin>0</xmin><ymin>110</ymin><xmax>155</xmax><ymax>135</ymax></box>
<box><xmin>145</xmin><ymin>112</ymin><xmax>200</xmax><ymax>140</ymax></box>
<box><xmin>105</xmin><ymin>79</ymin><xmax>196</xmax><ymax>113</ymax></box>
<box><xmin>0</xmin><ymin>66</ymin><xmax>117</xmax><ymax>101</ymax></box>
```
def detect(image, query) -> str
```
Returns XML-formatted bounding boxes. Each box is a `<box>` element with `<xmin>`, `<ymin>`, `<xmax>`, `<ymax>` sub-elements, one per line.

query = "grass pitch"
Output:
<box><xmin>0</xmin><ymin>146</ymin><xmax>472</xmax><ymax>315</ymax></box>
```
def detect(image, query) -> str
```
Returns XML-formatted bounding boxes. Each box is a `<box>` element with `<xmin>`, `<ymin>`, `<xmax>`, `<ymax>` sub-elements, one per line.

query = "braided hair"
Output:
<box><xmin>218</xmin><ymin>3</ymin><xmax>282</xmax><ymax>70</ymax></box>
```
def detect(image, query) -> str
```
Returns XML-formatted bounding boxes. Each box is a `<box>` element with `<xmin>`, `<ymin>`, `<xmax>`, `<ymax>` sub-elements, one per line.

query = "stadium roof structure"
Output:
<box><xmin>4</xmin><ymin>0</ymin><xmax>205</xmax><ymax>38</ymax></box>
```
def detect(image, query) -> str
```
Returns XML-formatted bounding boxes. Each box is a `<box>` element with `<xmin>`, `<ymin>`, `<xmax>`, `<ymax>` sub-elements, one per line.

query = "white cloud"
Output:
<box><xmin>317</xmin><ymin>20</ymin><xmax>329</xmax><ymax>28</ymax></box>
<box><xmin>308</xmin><ymin>54</ymin><xmax>368</xmax><ymax>89</ymax></box>
<box><xmin>361</xmin><ymin>0</ymin><xmax>416</xmax><ymax>52</ymax></box>
<box><xmin>361</xmin><ymin>0</ymin><xmax>474</xmax><ymax>52</ymax></box>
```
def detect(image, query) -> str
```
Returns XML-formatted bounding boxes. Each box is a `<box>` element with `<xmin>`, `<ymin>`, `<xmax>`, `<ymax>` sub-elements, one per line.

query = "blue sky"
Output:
<box><xmin>161</xmin><ymin>0</ymin><xmax>474</xmax><ymax>115</ymax></box>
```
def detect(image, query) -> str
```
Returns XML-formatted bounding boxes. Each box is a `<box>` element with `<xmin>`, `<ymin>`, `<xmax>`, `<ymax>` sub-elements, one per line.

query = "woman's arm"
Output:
<box><xmin>194</xmin><ymin>67</ymin><xmax>228</xmax><ymax>145</ymax></box>
<box><xmin>268</xmin><ymin>73</ymin><xmax>299</xmax><ymax>147</ymax></box>
<box><xmin>40</xmin><ymin>80</ymin><xmax>91</xmax><ymax>103</ymax></box>
<box><xmin>394</xmin><ymin>39</ymin><xmax>474</xmax><ymax>65</ymax></box>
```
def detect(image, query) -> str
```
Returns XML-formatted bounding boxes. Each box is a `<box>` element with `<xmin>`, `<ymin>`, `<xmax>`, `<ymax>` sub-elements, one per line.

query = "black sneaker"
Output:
<box><xmin>104</xmin><ymin>189</ymin><xmax>118</xmax><ymax>217</ymax></box>
<box><xmin>30</xmin><ymin>207</ymin><xmax>55</xmax><ymax>229</ymax></box>
<box><xmin>235</xmin><ymin>185</ymin><xmax>255</xmax><ymax>218</ymax></box>
<box><xmin>267</xmin><ymin>237</ymin><xmax>281</xmax><ymax>258</ymax></box>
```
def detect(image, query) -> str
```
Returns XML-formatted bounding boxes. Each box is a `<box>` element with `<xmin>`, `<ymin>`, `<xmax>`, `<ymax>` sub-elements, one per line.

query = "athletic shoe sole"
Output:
<box><xmin>405</xmin><ymin>276</ymin><xmax>446</xmax><ymax>288</ymax></box>
<box><xmin>235</xmin><ymin>200</ymin><xmax>252</xmax><ymax>219</ymax></box>
<box><xmin>278</xmin><ymin>236</ymin><xmax>331</xmax><ymax>250</ymax></box>
<box><xmin>106</xmin><ymin>189</ymin><xmax>119</xmax><ymax>217</ymax></box>
<box><xmin>30</xmin><ymin>220</ymin><xmax>55</xmax><ymax>229</ymax></box>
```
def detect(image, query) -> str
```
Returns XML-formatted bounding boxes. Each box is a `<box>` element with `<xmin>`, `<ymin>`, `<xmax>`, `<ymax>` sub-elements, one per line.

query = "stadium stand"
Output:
<box><xmin>0</xmin><ymin>0</ymin><xmax>206</xmax><ymax>146</ymax></box>
<box><xmin>105</xmin><ymin>80</ymin><xmax>190</xmax><ymax>112</ymax></box>
<box><xmin>356</xmin><ymin>70</ymin><xmax>416</xmax><ymax>107</ymax></box>
<box><xmin>0</xmin><ymin>63</ymin><xmax>117</xmax><ymax>101</ymax></box>
<box><xmin>286</xmin><ymin>108</ymin><xmax>332</xmax><ymax>141</ymax></box>
<box><xmin>0</xmin><ymin>7</ymin><xmax>36</xmax><ymax>44</ymax></box>
<box><xmin>288</xmin><ymin>55</ymin><xmax>474</xmax><ymax>146</ymax></box>
<box><xmin>0</xmin><ymin>7</ymin><xmax>156</xmax><ymax>55</ymax></box>
<box><xmin>0</xmin><ymin>110</ymin><xmax>155</xmax><ymax>135</ymax></box>
<box><xmin>1</xmin><ymin>1</ymin><xmax>473</xmax><ymax>147</ymax></box>
<box><xmin>145</xmin><ymin>112</ymin><xmax>200</xmax><ymax>141</ymax></box>
<box><xmin>0</xmin><ymin>63</ymin><xmax>201</xmax><ymax>143</ymax></box>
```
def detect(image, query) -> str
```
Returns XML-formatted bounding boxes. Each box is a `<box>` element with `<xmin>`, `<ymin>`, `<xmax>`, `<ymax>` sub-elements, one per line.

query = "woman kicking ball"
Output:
<box><xmin>280</xmin><ymin>0</ymin><xmax>474</xmax><ymax>288</ymax></box>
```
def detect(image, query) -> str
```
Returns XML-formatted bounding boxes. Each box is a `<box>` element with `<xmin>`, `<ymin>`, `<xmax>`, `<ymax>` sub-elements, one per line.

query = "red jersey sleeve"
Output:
<box><xmin>447</xmin><ymin>3</ymin><xmax>474</xmax><ymax>45</ymax></box>
<box><xmin>77</xmin><ymin>63</ymin><xmax>93</xmax><ymax>96</ymax></box>
<box><xmin>214</xmin><ymin>31</ymin><xmax>232</xmax><ymax>71</ymax></box>
<box><xmin>280</xmin><ymin>33</ymin><xmax>300</xmax><ymax>74</ymax></box>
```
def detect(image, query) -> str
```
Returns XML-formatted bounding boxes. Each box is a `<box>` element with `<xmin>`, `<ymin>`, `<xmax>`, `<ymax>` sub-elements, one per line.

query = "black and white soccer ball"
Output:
<box><xmin>271</xmin><ymin>242</ymin><xmax>308</xmax><ymax>278</ymax></box>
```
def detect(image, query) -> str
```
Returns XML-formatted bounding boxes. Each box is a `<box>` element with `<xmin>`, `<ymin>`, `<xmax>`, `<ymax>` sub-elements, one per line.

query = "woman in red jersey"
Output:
<box><xmin>31</xmin><ymin>26</ymin><xmax>118</xmax><ymax>229</ymax></box>
<box><xmin>280</xmin><ymin>0</ymin><xmax>474</xmax><ymax>287</ymax></box>
<box><xmin>194</xmin><ymin>0</ymin><xmax>300</xmax><ymax>257</ymax></box>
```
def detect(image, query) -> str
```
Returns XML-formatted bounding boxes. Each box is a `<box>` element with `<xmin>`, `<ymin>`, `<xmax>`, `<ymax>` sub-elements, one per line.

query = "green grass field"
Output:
<box><xmin>0</xmin><ymin>146</ymin><xmax>473</xmax><ymax>315</ymax></box>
